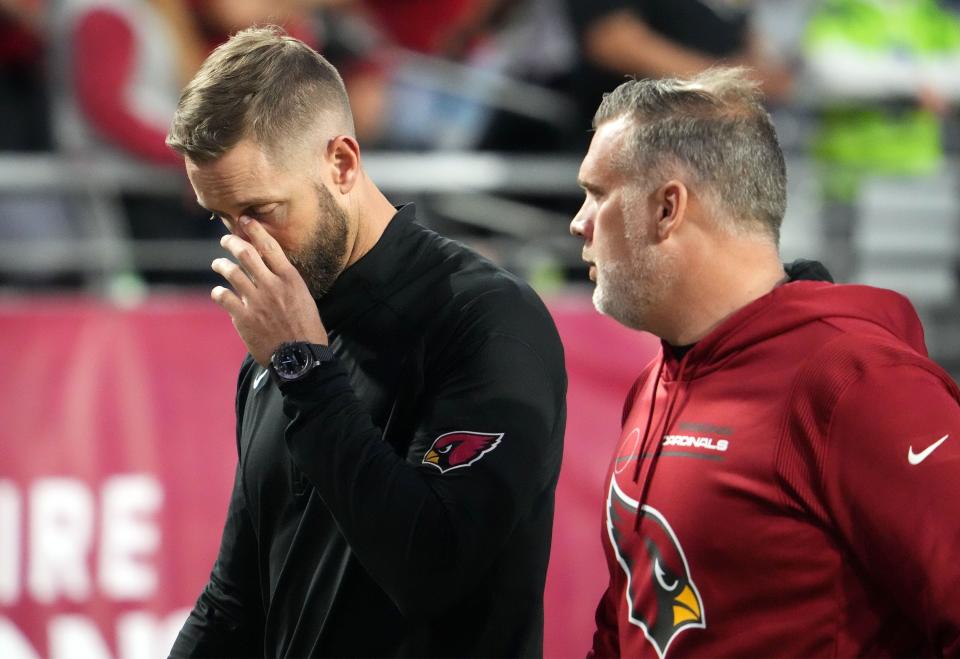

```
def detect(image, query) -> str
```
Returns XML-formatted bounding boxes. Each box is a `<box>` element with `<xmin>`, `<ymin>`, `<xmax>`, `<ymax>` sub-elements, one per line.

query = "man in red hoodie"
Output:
<box><xmin>569</xmin><ymin>67</ymin><xmax>960</xmax><ymax>658</ymax></box>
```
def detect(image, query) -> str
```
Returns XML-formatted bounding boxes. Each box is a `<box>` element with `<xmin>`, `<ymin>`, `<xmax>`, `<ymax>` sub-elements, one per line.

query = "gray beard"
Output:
<box><xmin>594</xmin><ymin>191</ymin><xmax>676</xmax><ymax>332</ymax></box>
<box><xmin>594</xmin><ymin>246</ymin><xmax>675</xmax><ymax>332</ymax></box>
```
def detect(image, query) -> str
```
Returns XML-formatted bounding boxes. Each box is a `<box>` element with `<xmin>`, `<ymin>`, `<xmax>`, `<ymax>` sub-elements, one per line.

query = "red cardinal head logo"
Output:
<box><xmin>607</xmin><ymin>476</ymin><xmax>705</xmax><ymax>658</ymax></box>
<box><xmin>422</xmin><ymin>431</ymin><xmax>503</xmax><ymax>473</ymax></box>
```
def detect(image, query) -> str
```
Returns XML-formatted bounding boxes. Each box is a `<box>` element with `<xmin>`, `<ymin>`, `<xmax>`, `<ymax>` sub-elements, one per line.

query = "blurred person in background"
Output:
<box><xmin>563</xmin><ymin>0</ymin><xmax>794</xmax><ymax>149</ymax></box>
<box><xmin>48</xmin><ymin>0</ymin><xmax>319</xmax><ymax>165</ymax></box>
<box><xmin>0</xmin><ymin>0</ymin><xmax>49</xmax><ymax>151</ymax></box>
<box><xmin>364</xmin><ymin>0</ymin><xmax>520</xmax><ymax>150</ymax></box>
<box><xmin>318</xmin><ymin>0</ymin><xmax>558</xmax><ymax>150</ymax></box>
<box><xmin>49</xmin><ymin>0</ymin><xmax>207</xmax><ymax>166</ymax></box>
<box><xmin>191</xmin><ymin>0</ymin><xmax>319</xmax><ymax>48</ymax></box>
<box><xmin>45</xmin><ymin>0</ymin><xmax>321</xmax><ymax>286</ymax></box>
<box><xmin>166</xmin><ymin>26</ymin><xmax>566</xmax><ymax>658</ymax></box>
<box><xmin>803</xmin><ymin>0</ymin><xmax>960</xmax><ymax>200</ymax></box>
<box><xmin>0</xmin><ymin>0</ymin><xmax>77</xmax><ymax>289</ymax></box>
<box><xmin>569</xmin><ymin>68</ymin><xmax>960</xmax><ymax>657</ymax></box>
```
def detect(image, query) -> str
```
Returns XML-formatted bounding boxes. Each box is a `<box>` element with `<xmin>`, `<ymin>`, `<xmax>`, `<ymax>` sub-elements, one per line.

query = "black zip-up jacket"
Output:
<box><xmin>170</xmin><ymin>204</ymin><xmax>567</xmax><ymax>658</ymax></box>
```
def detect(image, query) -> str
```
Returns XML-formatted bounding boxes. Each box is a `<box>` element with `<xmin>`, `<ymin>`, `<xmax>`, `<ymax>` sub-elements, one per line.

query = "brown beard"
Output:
<box><xmin>286</xmin><ymin>184</ymin><xmax>350</xmax><ymax>299</ymax></box>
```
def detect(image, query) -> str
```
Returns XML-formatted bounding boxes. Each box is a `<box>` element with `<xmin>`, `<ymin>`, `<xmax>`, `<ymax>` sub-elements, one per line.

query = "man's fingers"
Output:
<box><xmin>220</xmin><ymin>233</ymin><xmax>273</xmax><ymax>285</ymax></box>
<box><xmin>240</xmin><ymin>217</ymin><xmax>295</xmax><ymax>276</ymax></box>
<box><xmin>211</xmin><ymin>285</ymin><xmax>243</xmax><ymax>315</ymax></box>
<box><xmin>211</xmin><ymin>257</ymin><xmax>256</xmax><ymax>299</ymax></box>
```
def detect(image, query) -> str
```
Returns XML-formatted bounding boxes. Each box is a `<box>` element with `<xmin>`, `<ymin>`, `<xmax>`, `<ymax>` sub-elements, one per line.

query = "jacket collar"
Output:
<box><xmin>316</xmin><ymin>203</ymin><xmax>417</xmax><ymax>330</ymax></box>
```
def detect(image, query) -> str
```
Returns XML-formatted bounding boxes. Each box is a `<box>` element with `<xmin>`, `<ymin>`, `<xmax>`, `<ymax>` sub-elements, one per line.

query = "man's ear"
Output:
<box><xmin>655</xmin><ymin>180</ymin><xmax>688</xmax><ymax>240</ymax></box>
<box><xmin>325</xmin><ymin>135</ymin><xmax>361</xmax><ymax>194</ymax></box>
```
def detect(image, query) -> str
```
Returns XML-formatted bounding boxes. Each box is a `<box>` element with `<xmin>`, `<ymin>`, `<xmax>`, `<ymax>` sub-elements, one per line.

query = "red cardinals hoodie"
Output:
<box><xmin>590</xmin><ymin>280</ymin><xmax>960</xmax><ymax>658</ymax></box>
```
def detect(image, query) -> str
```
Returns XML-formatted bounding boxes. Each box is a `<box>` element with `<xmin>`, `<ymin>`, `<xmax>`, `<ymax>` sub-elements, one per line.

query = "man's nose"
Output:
<box><xmin>570</xmin><ymin>207</ymin><xmax>592</xmax><ymax>241</ymax></box>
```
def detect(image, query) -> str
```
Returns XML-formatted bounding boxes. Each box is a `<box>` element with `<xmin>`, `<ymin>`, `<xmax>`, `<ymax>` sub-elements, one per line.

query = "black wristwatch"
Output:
<box><xmin>270</xmin><ymin>341</ymin><xmax>335</xmax><ymax>382</ymax></box>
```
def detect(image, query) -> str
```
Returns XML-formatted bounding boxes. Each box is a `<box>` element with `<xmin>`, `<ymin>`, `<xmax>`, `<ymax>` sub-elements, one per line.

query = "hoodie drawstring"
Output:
<box><xmin>633</xmin><ymin>351</ymin><xmax>691</xmax><ymax>531</ymax></box>
<box><xmin>631</xmin><ymin>357</ymin><xmax>665</xmax><ymax>486</ymax></box>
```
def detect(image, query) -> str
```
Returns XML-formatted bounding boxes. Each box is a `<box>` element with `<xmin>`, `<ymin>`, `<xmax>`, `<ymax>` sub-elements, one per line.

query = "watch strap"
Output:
<box><xmin>270</xmin><ymin>341</ymin><xmax>335</xmax><ymax>383</ymax></box>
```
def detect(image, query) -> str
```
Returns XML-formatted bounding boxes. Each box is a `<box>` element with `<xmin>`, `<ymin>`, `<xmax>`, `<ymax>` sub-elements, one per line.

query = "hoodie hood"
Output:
<box><xmin>659</xmin><ymin>280</ymin><xmax>927</xmax><ymax>382</ymax></box>
<box><xmin>626</xmin><ymin>277</ymin><xmax>928</xmax><ymax>525</ymax></box>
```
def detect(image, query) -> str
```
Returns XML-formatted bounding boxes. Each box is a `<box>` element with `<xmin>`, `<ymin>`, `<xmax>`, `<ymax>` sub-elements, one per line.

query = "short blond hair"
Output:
<box><xmin>166</xmin><ymin>25</ymin><xmax>354</xmax><ymax>162</ymax></box>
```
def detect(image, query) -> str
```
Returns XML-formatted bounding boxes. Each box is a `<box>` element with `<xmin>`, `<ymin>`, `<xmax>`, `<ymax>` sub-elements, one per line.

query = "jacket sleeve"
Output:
<box><xmin>820</xmin><ymin>358</ymin><xmax>960</xmax><ymax>655</ymax></box>
<box><xmin>168</xmin><ymin>465</ymin><xmax>265</xmax><ymax>657</ymax></box>
<box><xmin>169</xmin><ymin>359</ymin><xmax>264</xmax><ymax>658</ymax></box>
<box><xmin>279</xmin><ymin>331</ymin><xmax>565</xmax><ymax>619</ymax></box>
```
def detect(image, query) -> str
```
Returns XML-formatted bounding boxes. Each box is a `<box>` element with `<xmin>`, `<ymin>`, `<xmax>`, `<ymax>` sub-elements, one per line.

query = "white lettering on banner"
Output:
<box><xmin>98</xmin><ymin>476</ymin><xmax>163</xmax><ymax>600</ymax></box>
<box><xmin>2</xmin><ymin>475</ymin><xmax>175</xmax><ymax>656</ymax></box>
<box><xmin>0</xmin><ymin>481</ymin><xmax>21</xmax><ymax>605</ymax></box>
<box><xmin>49</xmin><ymin>615</ymin><xmax>113</xmax><ymax>659</ymax></box>
<box><xmin>117</xmin><ymin>609</ymin><xmax>191</xmax><ymax>659</ymax></box>
<box><xmin>3</xmin><ymin>474</ymin><xmax>162</xmax><ymax>605</ymax></box>
<box><xmin>29</xmin><ymin>479</ymin><xmax>95</xmax><ymax>603</ymax></box>
<box><xmin>0</xmin><ymin>610</ymin><xmax>191</xmax><ymax>659</ymax></box>
<box><xmin>0</xmin><ymin>617</ymin><xmax>41</xmax><ymax>659</ymax></box>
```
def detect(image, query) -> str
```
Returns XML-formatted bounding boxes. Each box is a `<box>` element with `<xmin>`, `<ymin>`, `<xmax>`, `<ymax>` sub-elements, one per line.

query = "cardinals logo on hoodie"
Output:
<box><xmin>422</xmin><ymin>431</ymin><xmax>503</xmax><ymax>473</ymax></box>
<box><xmin>607</xmin><ymin>476</ymin><xmax>705</xmax><ymax>658</ymax></box>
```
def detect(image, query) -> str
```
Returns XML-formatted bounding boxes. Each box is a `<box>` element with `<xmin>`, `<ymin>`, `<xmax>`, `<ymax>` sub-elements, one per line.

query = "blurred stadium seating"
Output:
<box><xmin>1</xmin><ymin>0</ymin><xmax>957</xmax><ymax>371</ymax></box>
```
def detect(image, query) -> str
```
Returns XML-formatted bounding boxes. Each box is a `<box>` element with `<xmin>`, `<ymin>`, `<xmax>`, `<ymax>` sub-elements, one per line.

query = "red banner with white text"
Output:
<box><xmin>0</xmin><ymin>296</ymin><xmax>658</xmax><ymax>658</ymax></box>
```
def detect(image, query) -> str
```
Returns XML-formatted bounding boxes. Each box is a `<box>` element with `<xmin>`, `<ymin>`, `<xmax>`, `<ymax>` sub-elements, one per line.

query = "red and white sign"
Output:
<box><xmin>0</xmin><ymin>295</ymin><xmax>657</xmax><ymax>658</ymax></box>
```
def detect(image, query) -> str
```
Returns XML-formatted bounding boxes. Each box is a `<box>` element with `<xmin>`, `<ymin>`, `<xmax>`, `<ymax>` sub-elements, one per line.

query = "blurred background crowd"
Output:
<box><xmin>1</xmin><ymin>0</ymin><xmax>960</xmax><ymax>372</ymax></box>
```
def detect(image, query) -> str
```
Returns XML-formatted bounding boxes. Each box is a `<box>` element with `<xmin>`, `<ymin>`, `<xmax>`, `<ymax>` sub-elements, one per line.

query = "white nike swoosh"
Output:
<box><xmin>908</xmin><ymin>434</ymin><xmax>949</xmax><ymax>465</ymax></box>
<box><xmin>253</xmin><ymin>368</ymin><xmax>269</xmax><ymax>391</ymax></box>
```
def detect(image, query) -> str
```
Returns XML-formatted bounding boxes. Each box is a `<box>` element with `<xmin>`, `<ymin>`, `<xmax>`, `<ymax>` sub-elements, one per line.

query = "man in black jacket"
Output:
<box><xmin>165</xmin><ymin>25</ymin><xmax>566</xmax><ymax>658</ymax></box>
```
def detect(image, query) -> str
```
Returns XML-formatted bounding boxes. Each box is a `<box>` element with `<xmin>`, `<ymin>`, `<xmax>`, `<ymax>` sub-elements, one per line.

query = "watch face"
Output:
<box><xmin>273</xmin><ymin>343</ymin><xmax>312</xmax><ymax>380</ymax></box>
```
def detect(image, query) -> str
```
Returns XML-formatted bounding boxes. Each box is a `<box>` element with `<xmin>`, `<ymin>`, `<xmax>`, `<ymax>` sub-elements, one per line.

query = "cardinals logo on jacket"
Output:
<box><xmin>422</xmin><ymin>431</ymin><xmax>503</xmax><ymax>473</ymax></box>
<box><xmin>607</xmin><ymin>477</ymin><xmax>705</xmax><ymax>658</ymax></box>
